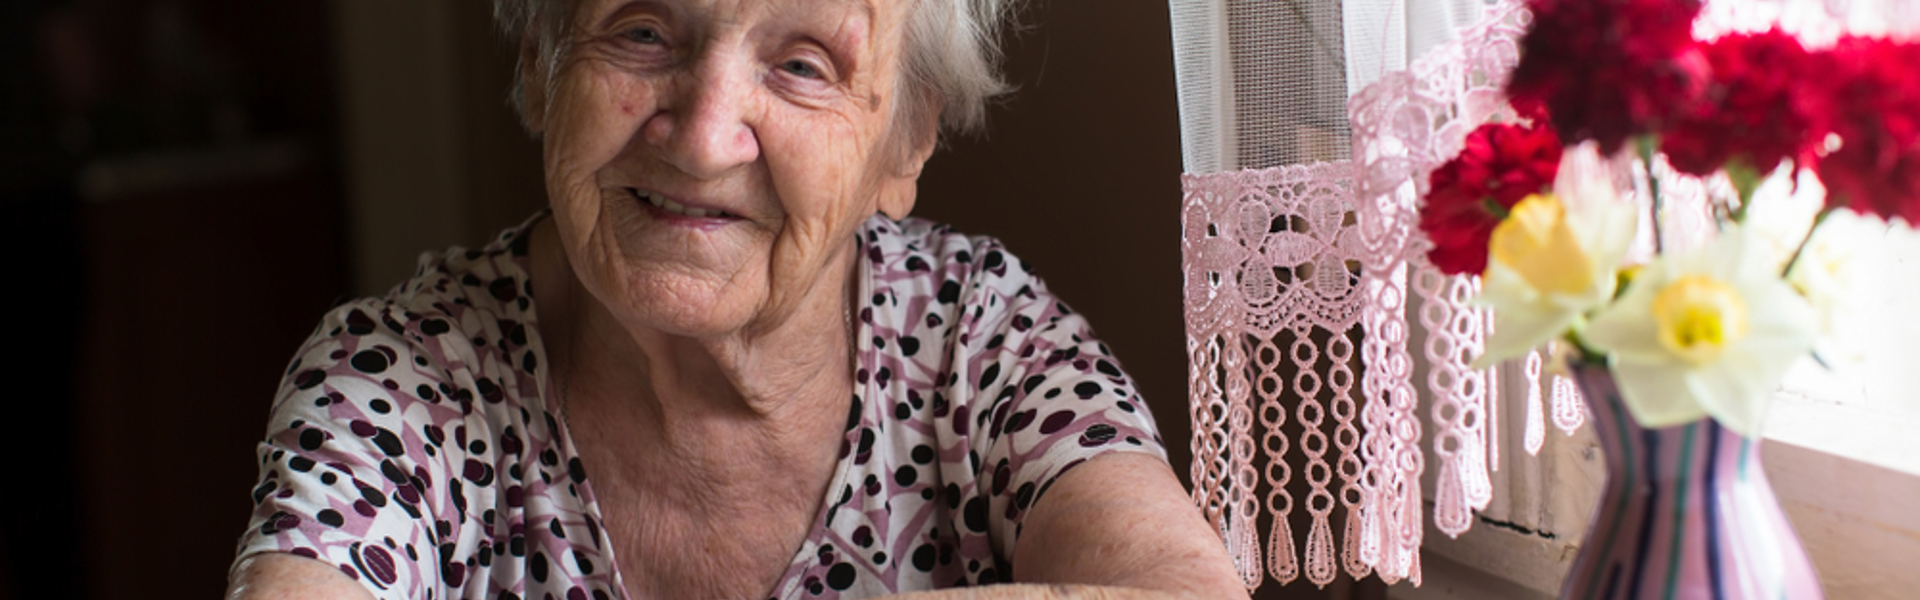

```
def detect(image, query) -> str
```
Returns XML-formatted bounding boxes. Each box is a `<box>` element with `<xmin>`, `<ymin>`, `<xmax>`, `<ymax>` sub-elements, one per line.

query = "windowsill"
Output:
<box><xmin>1398</xmin><ymin>434</ymin><xmax>1920</xmax><ymax>599</ymax></box>
<box><xmin>1765</xmin><ymin>389</ymin><xmax>1920</xmax><ymax>478</ymax></box>
<box><xmin>1764</xmin><ymin>212</ymin><xmax>1920</xmax><ymax>478</ymax></box>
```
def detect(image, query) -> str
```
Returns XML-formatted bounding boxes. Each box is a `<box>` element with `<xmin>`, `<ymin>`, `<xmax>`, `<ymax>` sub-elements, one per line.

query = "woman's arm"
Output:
<box><xmin>227</xmin><ymin>554</ymin><xmax>375</xmax><ymax>600</ymax></box>
<box><xmin>878</xmin><ymin>453</ymin><xmax>1248</xmax><ymax>599</ymax></box>
<box><xmin>1005</xmin><ymin>452</ymin><xmax>1250</xmax><ymax>600</ymax></box>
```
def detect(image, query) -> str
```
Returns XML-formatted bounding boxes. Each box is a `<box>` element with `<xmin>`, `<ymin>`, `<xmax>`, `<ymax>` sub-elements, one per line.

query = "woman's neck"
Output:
<box><xmin>527</xmin><ymin>217</ymin><xmax>857</xmax><ymax>600</ymax></box>
<box><xmin>526</xmin><ymin>216</ymin><xmax>856</xmax><ymax>470</ymax></box>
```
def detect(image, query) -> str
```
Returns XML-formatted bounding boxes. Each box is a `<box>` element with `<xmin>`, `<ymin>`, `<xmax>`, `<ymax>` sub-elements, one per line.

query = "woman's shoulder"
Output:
<box><xmin>275</xmin><ymin>212</ymin><xmax>552</xmax><ymax>434</ymax></box>
<box><xmin>240</xmin><ymin>215</ymin><xmax>580</xmax><ymax>599</ymax></box>
<box><xmin>848</xmin><ymin>215</ymin><xmax>1165</xmax><ymax>570</ymax></box>
<box><xmin>857</xmin><ymin>214</ymin><xmax>1148</xmax><ymax>431</ymax></box>
<box><xmin>857</xmin><ymin>214</ymin><xmax>1089</xmax><ymax>366</ymax></box>
<box><xmin>858</xmin><ymin>215</ymin><xmax>1046</xmax><ymax>307</ymax></box>
<box><xmin>311</xmin><ymin>213</ymin><xmax>544</xmax><ymax>364</ymax></box>
<box><xmin>377</xmin><ymin>212</ymin><xmax>544</xmax><ymax>320</ymax></box>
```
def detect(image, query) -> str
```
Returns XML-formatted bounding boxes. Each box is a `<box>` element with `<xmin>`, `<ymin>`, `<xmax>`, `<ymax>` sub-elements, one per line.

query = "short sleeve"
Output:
<box><xmin>945</xmin><ymin>240</ymin><xmax>1167</xmax><ymax>561</ymax></box>
<box><xmin>234</xmin><ymin>300</ymin><xmax>490</xmax><ymax>599</ymax></box>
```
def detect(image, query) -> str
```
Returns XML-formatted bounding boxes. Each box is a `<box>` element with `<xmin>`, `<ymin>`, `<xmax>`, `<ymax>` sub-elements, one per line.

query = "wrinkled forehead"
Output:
<box><xmin>565</xmin><ymin>0</ymin><xmax>895</xmax><ymax>37</ymax></box>
<box><xmin>565</xmin><ymin>0</ymin><xmax>915</xmax><ymax>81</ymax></box>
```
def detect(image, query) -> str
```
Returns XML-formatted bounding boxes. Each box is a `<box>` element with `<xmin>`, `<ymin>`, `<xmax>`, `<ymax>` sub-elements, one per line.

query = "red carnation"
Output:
<box><xmin>1420</xmin><ymin>122</ymin><xmax>1565</xmax><ymax>276</ymax></box>
<box><xmin>1815</xmin><ymin>36</ymin><xmax>1920</xmax><ymax>225</ymax></box>
<box><xmin>1661</xmin><ymin>30</ymin><xmax>1827</xmax><ymax>177</ymax></box>
<box><xmin>1509</xmin><ymin>94</ymin><xmax>1551</xmax><ymax>125</ymax></box>
<box><xmin>1508</xmin><ymin>0</ymin><xmax>1707</xmax><ymax>154</ymax></box>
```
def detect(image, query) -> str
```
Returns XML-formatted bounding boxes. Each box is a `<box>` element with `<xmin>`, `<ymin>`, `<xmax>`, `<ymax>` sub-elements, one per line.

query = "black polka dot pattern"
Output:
<box><xmin>235</xmin><ymin>213</ymin><xmax>1164</xmax><ymax>600</ymax></box>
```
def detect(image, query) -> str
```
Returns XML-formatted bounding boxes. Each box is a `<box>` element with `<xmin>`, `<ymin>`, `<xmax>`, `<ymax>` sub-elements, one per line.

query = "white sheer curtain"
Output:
<box><xmin>1170</xmin><ymin>0</ymin><xmax>1484</xmax><ymax>174</ymax></box>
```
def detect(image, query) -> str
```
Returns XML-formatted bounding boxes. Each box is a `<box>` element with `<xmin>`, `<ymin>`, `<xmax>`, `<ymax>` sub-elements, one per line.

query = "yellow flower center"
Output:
<box><xmin>1489</xmin><ymin>194</ymin><xmax>1595</xmax><ymax>295</ymax></box>
<box><xmin>1651</xmin><ymin>276</ymin><xmax>1750</xmax><ymax>366</ymax></box>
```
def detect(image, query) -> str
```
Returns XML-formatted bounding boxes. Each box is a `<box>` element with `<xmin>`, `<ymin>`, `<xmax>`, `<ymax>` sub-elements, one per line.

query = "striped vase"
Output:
<box><xmin>1559</xmin><ymin>364</ymin><xmax>1824</xmax><ymax>600</ymax></box>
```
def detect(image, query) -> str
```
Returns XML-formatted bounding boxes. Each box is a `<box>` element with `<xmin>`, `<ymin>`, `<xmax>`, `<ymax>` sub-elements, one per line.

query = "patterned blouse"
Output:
<box><xmin>234</xmin><ymin>213</ymin><xmax>1166</xmax><ymax>600</ymax></box>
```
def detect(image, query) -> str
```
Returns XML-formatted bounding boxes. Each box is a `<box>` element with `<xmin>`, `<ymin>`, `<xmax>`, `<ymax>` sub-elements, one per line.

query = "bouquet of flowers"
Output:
<box><xmin>1419</xmin><ymin>0</ymin><xmax>1920</xmax><ymax>437</ymax></box>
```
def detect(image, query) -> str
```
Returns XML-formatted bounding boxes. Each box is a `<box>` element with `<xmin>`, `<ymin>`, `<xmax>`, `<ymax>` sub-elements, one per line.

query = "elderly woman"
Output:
<box><xmin>225</xmin><ymin>0</ymin><xmax>1243</xmax><ymax>598</ymax></box>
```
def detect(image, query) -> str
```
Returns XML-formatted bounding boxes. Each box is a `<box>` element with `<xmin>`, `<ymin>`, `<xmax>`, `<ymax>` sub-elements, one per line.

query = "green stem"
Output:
<box><xmin>1781</xmin><ymin>207</ymin><xmax>1837</xmax><ymax>278</ymax></box>
<box><xmin>1482</xmin><ymin>197</ymin><xmax>1512</xmax><ymax>220</ymax></box>
<box><xmin>1637</xmin><ymin>136</ymin><xmax>1665</xmax><ymax>254</ymax></box>
<box><xmin>1564</xmin><ymin>316</ymin><xmax>1609</xmax><ymax>366</ymax></box>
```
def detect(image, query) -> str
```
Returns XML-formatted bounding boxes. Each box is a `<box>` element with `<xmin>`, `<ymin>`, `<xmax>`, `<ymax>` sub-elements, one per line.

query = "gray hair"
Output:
<box><xmin>491</xmin><ymin>0</ymin><xmax>1017</xmax><ymax>150</ymax></box>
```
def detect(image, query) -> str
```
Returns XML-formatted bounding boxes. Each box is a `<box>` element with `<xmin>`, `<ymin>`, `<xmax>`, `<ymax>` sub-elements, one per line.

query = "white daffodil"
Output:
<box><xmin>1736</xmin><ymin>167</ymin><xmax>1875</xmax><ymax>369</ymax></box>
<box><xmin>1584</xmin><ymin>226</ymin><xmax>1819</xmax><ymax>436</ymax></box>
<box><xmin>1473</xmin><ymin>150</ymin><xmax>1640</xmax><ymax>367</ymax></box>
<box><xmin>1786</xmin><ymin>210</ymin><xmax>1878</xmax><ymax>368</ymax></box>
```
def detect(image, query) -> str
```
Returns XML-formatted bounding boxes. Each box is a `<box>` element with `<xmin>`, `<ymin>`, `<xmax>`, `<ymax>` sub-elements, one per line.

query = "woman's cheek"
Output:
<box><xmin>547</xmin><ymin>67</ymin><xmax>652</xmax><ymax>177</ymax></box>
<box><xmin>773</xmin><ymin>114</ymin><xmax>869</xmax><ymax>207</ymax></box>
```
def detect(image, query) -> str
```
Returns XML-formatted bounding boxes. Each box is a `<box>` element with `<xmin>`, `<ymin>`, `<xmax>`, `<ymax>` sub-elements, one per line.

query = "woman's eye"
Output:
<box><xmin>623</xmin><ymin>27</ymin><xmax>663</xmax><ymax>45</ymax></box>
<box><xmin>780</xmin><ymin>59</ymin><xmax>822</xmax><ymax>79</ymax></box>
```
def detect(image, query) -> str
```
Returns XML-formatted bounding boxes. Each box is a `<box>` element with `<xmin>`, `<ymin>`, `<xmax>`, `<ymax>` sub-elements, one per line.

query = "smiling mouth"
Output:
<box><xmin>629</xmin><ymin>187</ymin><xmax>738</xmax><ymax>219</ymax></box>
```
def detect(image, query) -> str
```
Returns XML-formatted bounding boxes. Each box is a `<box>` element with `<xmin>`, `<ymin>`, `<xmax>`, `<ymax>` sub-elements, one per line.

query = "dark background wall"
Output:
<box><xmin>4</xmin><ymin>1</ymin><xmax>346</xmax><ymax>599</ymax></box>
<box><xmin>1</xmin><ymin>1</ymin><xmax>1375</xmax><ymax>599</ymax></box>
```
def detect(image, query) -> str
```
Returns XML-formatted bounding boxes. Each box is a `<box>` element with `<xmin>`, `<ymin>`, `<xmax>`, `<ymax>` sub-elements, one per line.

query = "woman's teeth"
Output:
<box><xmin>636</xmin><ymin>189</ymin><xmax>729</xmax><ymax>218</ymax></box>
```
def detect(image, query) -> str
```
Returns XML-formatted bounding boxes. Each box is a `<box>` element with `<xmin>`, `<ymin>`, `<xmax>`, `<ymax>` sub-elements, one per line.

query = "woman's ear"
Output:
<box><xmin>877</xmin><ymin>111</ymin><xmax>940</xmax><ymax>220</ymax></box>
<box><xmin>877</xmin><ymin>175</ymin><xmax>919</xmax><ymax>221</ymax></box>
<box><xmin>518</xmin><ymin>36</ymin><xmax>549</xmax><ymax>135</ymax></box>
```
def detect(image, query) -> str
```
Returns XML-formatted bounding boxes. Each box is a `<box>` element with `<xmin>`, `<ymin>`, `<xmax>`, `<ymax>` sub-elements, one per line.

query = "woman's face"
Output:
<box><xmin>529</xmin><ymin>0</ymin><xmax>926</xmax><ymax>338</ymax></box>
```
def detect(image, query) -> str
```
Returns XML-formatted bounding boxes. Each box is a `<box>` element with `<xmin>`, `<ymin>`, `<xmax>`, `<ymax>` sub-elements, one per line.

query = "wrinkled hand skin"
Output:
<box><xmin>886</xmin><ymin>583</ymin><xmax>1211</xmax><ymax>600</ymax></box>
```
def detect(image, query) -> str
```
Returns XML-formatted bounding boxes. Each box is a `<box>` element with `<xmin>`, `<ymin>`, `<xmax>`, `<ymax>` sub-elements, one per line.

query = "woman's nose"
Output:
<box><xmin>643</xmin><ymin>62</ymin><xmax>761</xmax><ymax>178</ymax></box>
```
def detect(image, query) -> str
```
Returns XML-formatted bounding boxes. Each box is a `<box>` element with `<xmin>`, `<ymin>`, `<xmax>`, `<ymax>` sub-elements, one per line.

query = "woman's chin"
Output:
<box><xmin>605</xmin><ymin>275</ymin><xmax>764</xmax><ymax>340</ymax></box>
<box><xmin>568</xmin><ymin>221</ymin><xmax>772</xmax><ymax>339</ymax></box>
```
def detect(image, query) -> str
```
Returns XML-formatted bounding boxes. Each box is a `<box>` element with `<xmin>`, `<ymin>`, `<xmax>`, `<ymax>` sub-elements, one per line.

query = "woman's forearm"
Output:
<box><xmin>883</xmin><ymin>583</ymin><xmax>1204</xmax><ymax>600</ymax></box>
<box><xmin>226</xmin><ymin>554</ymin><xmax>374</xmax><ymax>600</ymax></box>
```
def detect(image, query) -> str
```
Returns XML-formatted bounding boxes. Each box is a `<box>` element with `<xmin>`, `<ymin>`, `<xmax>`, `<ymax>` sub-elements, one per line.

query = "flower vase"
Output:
<box><xmin>1558</xmin><ymin>364</ymin><xmax>1824</xmax><ymax>600</ymax></box>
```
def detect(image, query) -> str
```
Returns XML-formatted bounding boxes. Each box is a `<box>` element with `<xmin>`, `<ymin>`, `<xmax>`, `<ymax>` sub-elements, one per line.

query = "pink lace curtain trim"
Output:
<box><xmin>1182</xmin><ymin>1</ymin><xmax>1533</xmax><ymax>589</ymax></box>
